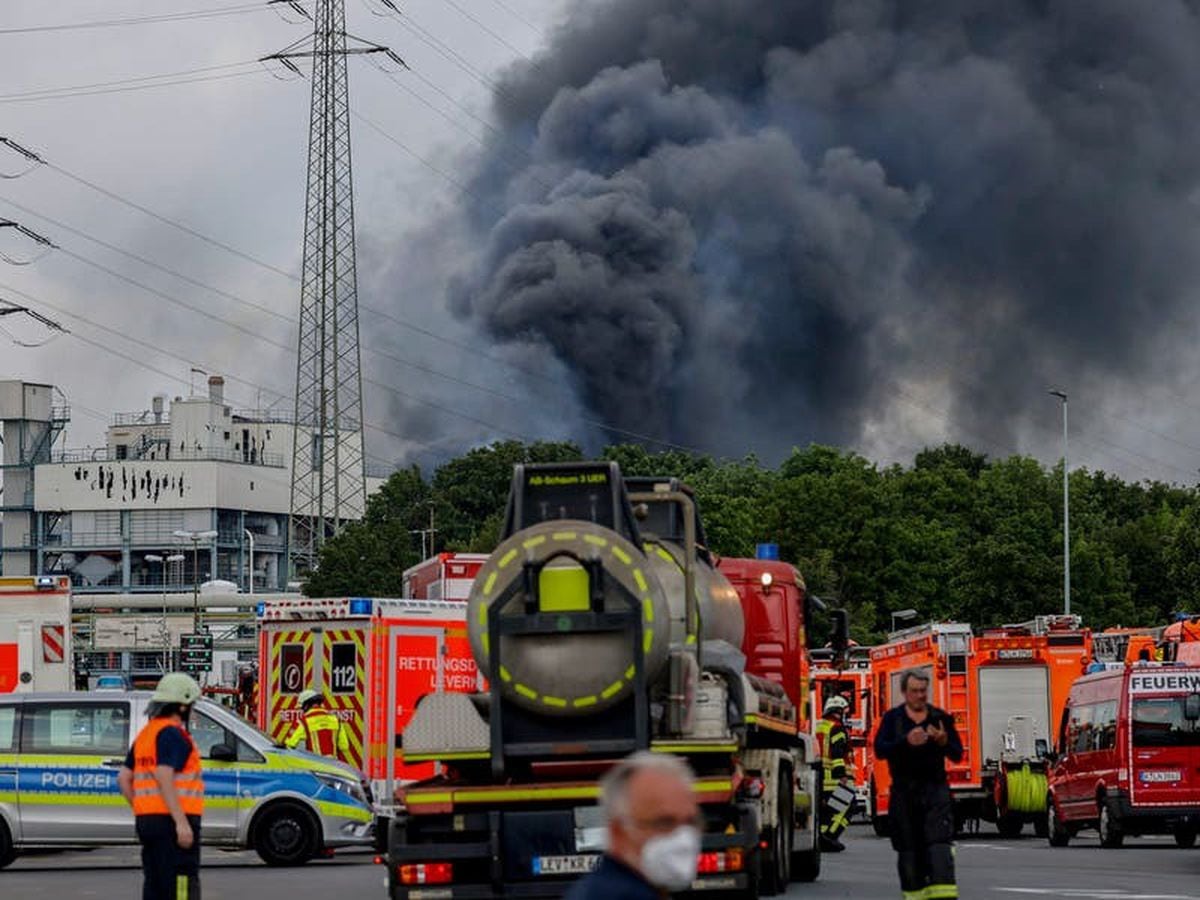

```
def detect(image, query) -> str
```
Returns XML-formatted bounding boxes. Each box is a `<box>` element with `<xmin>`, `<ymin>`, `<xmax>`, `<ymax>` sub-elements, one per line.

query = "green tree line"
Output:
<box><xmin>306</xmin><ymin>440</ymin><xmax>1200</xmax><ymax>642</ymax></box>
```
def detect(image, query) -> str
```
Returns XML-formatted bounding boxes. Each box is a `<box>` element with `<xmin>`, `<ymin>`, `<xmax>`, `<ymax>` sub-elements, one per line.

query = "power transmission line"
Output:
<box><xmin>0</xmin><ymin>3</ymin><xmax>265</xmax><ymax>34</ymax></box>
<box><xmin>0</xmin><ymin>63</ymin><xmax>265</xmax><ymax>105</ymax></box>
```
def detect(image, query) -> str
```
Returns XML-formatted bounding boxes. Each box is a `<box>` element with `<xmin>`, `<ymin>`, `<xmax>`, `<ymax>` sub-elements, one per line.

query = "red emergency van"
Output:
<box><xmin>1046</xmin><ymin>665</ymin><xmax>1200</xmax><ymax>848</ymax></box>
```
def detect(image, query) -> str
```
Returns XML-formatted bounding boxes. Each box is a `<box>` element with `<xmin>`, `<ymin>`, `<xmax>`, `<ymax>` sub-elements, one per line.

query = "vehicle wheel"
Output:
<box><xmin>1174</xmin><ymin>827</ymin><xmax>1197</xmax><ymax>849</ymax></box>
<box><xmin>1046</xmin><ymin>798</ymin><xmax>1070</xmax><ymax>848</ymax></box>
<box><xmin>1033</xmin><ymin>814</ymin><xmax>1049</xmax><ymax>839</ymax></box>
<box><xmin>791</xmin><ymin>835</ymin><xmax>820</xmax><ymax>884</ymax></box>
<box><xmin>1098</xmin><ymin>799</ymin><xmax>1124</xmax><ymax>849</ymax></box>
<box><xmin>997</xmin><ymin>813</ymin><xmax>1024</xmax><ymax>838</ymax></box>
<box><xmin>0</xmin><ymin>818</ymin><xmax>15</xmax><ymax>869</ymax></box>
<box><xmin>760</xmin><ymin>772</ymin><xmax>793</xmax><ymax>895</ymax></box>
<box><xmin>253</xmin><ymin>802</ymin><xmax>320</xmax><ymax>866</ymax></box>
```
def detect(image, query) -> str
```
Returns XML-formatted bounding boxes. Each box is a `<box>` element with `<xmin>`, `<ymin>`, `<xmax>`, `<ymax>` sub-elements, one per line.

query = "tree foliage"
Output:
<box><xmin>307</xmin><ymin>441</ymin><xmax>1199</xmax><ymax>643</ymax></box>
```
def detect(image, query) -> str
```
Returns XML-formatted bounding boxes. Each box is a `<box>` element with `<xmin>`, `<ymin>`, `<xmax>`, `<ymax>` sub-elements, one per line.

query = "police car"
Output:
<box><xmin>0</xmin><ymin>691</ymin><xmax>374</xmax><ymax>868</ymax></box>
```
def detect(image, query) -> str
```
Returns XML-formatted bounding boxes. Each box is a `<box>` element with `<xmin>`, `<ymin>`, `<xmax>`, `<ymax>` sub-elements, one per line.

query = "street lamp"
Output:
<box><xmin>174</xmin><ymin>529</ymin><xmax>218</xmax><ymax>631</ymax></box>
<box><xmin>244</xmin><ymin>528</ymin><xmax>255</xmax><ymax>596</ymax></box>
<box><xmin>1049</xmin><ymin>390</ymin><xmax>1070</xmax><ymax>616</ymax></box>
<box><xmin>891</xmin><ymin>608</ymin><xmax>918</xmax><ymax>633</ymax></box>
<box><xmin>145</xmin><ymin>552</ymin><xmax>185</xmax><ymax>671</ymax></box>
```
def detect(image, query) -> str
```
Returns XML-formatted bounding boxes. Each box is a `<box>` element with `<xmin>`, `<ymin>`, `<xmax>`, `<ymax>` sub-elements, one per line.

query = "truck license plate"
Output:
<box><xmin>532</xmin><ymin>854</ymin><xmax>600</xmax><ymax>875</ymax></box>
<box><xmin>1139</xmin><ymin>770</ymin><xmax>1182</xmax><ymax>783</ymax></box>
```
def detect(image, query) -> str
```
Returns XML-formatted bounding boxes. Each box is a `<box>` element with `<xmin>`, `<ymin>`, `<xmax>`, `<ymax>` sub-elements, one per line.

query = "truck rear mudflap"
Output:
<box><xmin>388</xmin><ymin>805</ymin><xmax>759</xmax><ymax>900</ymax></box>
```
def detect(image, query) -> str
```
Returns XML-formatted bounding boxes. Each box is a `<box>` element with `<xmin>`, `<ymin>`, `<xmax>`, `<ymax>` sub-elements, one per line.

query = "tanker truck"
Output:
<box><xmin>386</xmin><ymin>461</ymin><xmax>848</xmax><ymax>898</ymax></box>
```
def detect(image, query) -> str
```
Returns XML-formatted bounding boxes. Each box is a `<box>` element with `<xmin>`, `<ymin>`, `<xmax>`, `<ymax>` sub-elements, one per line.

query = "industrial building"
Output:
<box><xmin>0</xmin><ymin>375</ymin><xmax>385</xmax><ymax>594</ymax></box>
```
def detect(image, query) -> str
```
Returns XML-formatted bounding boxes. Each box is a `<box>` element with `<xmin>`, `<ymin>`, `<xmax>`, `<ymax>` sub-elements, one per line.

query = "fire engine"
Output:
<box><xmin>386</xmin><ymin>463</ymin><xmax>847</xmax><ymax>898</ymax></box>
<box><xmin>869</xmin><ymin>616</ymin><xmax>1091</xmax><ymax>837</ymax></box>
<box><xmin>0</xmin><ymin>575</ymin><xmax>72</xmax><ymax>694</ymax></box>
<box><xmin>402</xmin><ymin>552</ymin><xmax>487</xmax><ymax>601</ymax></box>
<box><xmin>811</xmin><ymin>645</ymin><xmax>873</xmax><ymax>815</ymax></box>
<box><xmin>256</xmin><ymin>597</ymin><xmax>482</xmax><ymax>823</ymax></box>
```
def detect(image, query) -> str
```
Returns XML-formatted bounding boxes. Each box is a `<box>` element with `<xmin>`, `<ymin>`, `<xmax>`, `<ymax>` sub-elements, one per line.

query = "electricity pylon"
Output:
<box><xmin>264</xmin><ymin>0</ymin><xmax>402</xmax><ymax>575</ymax></box>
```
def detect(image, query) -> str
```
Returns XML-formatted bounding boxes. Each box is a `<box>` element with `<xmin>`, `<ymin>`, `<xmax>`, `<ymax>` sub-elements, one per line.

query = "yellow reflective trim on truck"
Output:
<box><xmin>633</xmin><ymin>569</ymin><xmax>648</xmax><ymax>592</ymax></box>
<box><xmin>404</xmin><ymin>778</ymin><xmax>734</xmax><ymax>809</ymax></box>
<box><xmin>522</xmin><ymin>535</ymin><xmax>547</xmax><ymax>551</ymax></box>
<box><xmin>551</xmin><ymin>531</ymin><xmax>577</xmax><ymax>542</ymax></box>
<box><xmin>403</xmin><ymin>751</ymin><xmax>491</xmax><ymax>762</ymax></box>
<box><xmin>541</xmin><ymin>695</ymin><xmax>568</xmax><ymax>708</ymax></box>
<box><xmin>481</xmin><ymin>573</ymin><xmax>497</xmax><ymax>599</ymax></box>
<box><xmin>611</xmin><ymin>546</ymin><xmax>632</xmax><ymax>565</ymax></box>
<box><xmin>572</xmin><ymin>695</ymin><xmax>598</xmax><ymax>708</ymax></box>
<box><xmin>498</xmin><ymin>549</ymin><xmax>518</xmax><ymax>569</ymax></box>
<box><xmin>514</xmin><ymin>683</ymin><xmax>538</xmax><ymax>700</ymax></box>
<box><xmin>601</xmin><ymin>680</ymin><xmax>624</xmax><ymax>699</ymax></box>
<box><xmin>583</xmin><ymin>534</ymin><xmax>608</xmax><ymax>547</ymax></box>
<box><xmin>499</xmin><ymin>666</ymin><xmax>513</xmax><ymax>682</ymax></box>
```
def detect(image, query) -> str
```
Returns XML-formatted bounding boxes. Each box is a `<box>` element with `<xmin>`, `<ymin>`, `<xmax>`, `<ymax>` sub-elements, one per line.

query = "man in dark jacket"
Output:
<box><xmin>565</xmin><ymin>752</ymin><xmax>700</xmax><ymax>900</ymax></box>
<box><xmin>874</xmin><ymin>670</ymin><xmax>963</xmax><ymax>900</ymax></box>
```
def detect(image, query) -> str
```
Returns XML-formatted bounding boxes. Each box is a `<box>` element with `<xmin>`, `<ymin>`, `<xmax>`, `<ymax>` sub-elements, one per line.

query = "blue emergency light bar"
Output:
<box><xmin>755</xmin><ymin>543</ymin><xmax>780</xmax><ymax>561</ymax></box>
<box><xmin>349</xmin><ymin>598</ymin><xmax>374</xmax><ymax>615</ymax></box>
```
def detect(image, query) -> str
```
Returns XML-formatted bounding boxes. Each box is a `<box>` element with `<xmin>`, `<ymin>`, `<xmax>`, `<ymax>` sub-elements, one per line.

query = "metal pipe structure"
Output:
<box><xmin>1049</xmin><ymin>390</ymin><xmax>1070</xmax><ymax>616</ymax></box>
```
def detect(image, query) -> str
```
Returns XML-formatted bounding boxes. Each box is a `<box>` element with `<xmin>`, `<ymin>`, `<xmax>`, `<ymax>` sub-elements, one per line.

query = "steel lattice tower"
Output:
<box><xmin>266</xmin><ymin>0</ymin><xmax>399</xmax><ymax>574</ymax></box>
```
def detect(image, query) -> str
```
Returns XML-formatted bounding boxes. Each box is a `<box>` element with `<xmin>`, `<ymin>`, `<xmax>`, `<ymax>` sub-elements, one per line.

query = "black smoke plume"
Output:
<box><xmin>438</xmin><ymin>0</ymin><xmax>1200</xmax><ymax>462</ymax></box>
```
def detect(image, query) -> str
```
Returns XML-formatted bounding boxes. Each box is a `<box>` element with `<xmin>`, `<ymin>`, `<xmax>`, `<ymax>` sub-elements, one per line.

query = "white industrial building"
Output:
<box><xmin>0</xmin><ymin>376</ymin><xmax>385</xmax><ymax>594</ymax></box>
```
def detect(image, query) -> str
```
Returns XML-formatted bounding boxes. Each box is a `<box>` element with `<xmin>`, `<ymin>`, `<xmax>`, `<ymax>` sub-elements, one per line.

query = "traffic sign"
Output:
<box><xmin>180</xmin><ymin>632</ymin><xmax>213</xmax><ymax>673</ymax></box>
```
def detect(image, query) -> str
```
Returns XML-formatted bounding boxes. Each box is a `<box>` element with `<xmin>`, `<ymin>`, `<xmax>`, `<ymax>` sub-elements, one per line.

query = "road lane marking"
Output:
<box><xmin>999</xmin><ymin>890</ymin><xmax>1200</xmax><ymax>899</ymax></box>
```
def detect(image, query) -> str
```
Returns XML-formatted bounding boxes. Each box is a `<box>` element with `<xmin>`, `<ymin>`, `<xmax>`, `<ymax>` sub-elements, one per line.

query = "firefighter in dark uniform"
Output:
<box><xmin>117</xmin><ymin>672</ymin><xmax>204</xmax><ymax>900</ymax></box>
<box><xmin>874</xmin><ymin>669</ymin><xmax>963</xmax><ymax>900</ymax></box>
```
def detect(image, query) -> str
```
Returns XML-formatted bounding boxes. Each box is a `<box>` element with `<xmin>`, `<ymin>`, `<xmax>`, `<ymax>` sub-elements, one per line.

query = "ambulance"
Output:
<box><xmin>1046</xmin><ymin>665</ymin><xmax>1200</xmax><ymax>848</ymax></box>
<box><xmin>256</xmin><ymin>597</ymin><xmax>482</xmax><ymax>824</ymax></box>
<box><xmin>0</xmin><ymin>575</ymin><xmax>72</xmax><ymax>694</ymax></box>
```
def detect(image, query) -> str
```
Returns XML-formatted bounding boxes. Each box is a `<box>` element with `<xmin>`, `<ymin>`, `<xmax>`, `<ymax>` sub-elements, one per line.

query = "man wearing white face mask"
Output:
<box><xmin>565</xmin><ymin>752</ymin><xmax>701</xmax><ymax>899</ymax></box>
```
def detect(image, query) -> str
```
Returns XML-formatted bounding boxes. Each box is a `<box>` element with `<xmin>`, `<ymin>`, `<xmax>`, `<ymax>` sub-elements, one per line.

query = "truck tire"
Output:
<box><xmin>996</xmin><ymin>813</ymin><xmax>1024</xmax><ymax>838</ymax></box>
<box><xmin>252</xmin><ymin>802</ymin><xmax>320</xmax><ymax>866</ymax></box>
<box><xmin>1098</xmin><ymin>798</ymin><xmax>1124</xmax><ymax>849</ymax></box>
<box><xmin>0</xmin><ymin>818</ymin><xmax>15</xmax><ymax>869</ymax></box>
<box><xmin>1046</xmin><ymin>797</ymin><xmax>1070</xmax><ymax>848</ymax></box>
<box><xmin>791</xmin><ymin>797</ymin><xmax>821</xmax><ymax>887</ymax></box>
<box><xmin>760</xmin><ymin>773</ymin><xmax>793</xmax><ymax>896</ymax></box>
<box><xmin>1174</xmin><ymin>827</ymin><xmax>1197</xmax><ymax>848</ymax></box>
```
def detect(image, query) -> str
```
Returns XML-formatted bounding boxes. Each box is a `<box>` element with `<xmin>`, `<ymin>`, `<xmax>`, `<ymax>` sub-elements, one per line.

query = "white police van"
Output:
<box><xmin>0</xmin><ymin>691</ymin><xmax>373</xmax><ymax>868</ymax></box>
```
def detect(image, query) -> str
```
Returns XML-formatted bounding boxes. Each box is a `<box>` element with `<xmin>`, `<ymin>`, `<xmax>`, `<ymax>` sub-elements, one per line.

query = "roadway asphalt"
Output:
<box><xmin>3</xmin><ymin>825</ymin><xmax>1199</xmax><ymax>899</ymax></box>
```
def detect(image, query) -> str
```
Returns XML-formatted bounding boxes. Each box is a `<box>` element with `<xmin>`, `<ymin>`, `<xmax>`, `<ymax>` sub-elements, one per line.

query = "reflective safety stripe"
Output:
<box><xmin>902</xmin><ymin>892</ymin><xmax>925</xmax><ymax>900</ymax></box>
<box><xmin>131</xmin><ymin>719</ymin><xmax>204</xmax><ymax>817</ymax></box>
<box><xmin>925</xmin><ymin>885</ymin><xmax>959</xmax><ymax>899</ymax></box>
<box><xmin>176</xmin><ymin>875</ymin><xmax>189</xmax><ymax>900</ymax></box>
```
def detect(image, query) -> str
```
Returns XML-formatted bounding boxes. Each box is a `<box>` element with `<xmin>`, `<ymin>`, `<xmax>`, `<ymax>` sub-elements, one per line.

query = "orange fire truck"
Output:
<box><xmin>811</xmin><ymin>645</ymin><xmax>873</xmax><ymax>815</ymax></box>
<box><xmin>869</xmin><ymin>617</ymin><xmax>1092</xmax><ymax>837</ymax></box>
<box><xmin>256</xmin><ymin>597</ymin><xmax>481</xmax><ymax>821</ymax></box>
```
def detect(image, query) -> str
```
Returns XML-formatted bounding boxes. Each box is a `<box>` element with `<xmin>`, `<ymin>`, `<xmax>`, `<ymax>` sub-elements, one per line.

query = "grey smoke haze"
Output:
<box><xmin>437</xmin><ymin>0</ymin><xmax>1200</xmax><ymax>463</ymax></box>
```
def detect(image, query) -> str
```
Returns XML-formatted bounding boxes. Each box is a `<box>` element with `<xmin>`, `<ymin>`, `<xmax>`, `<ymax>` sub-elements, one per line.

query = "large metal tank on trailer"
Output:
<box><xmin>466</xmin><ymin>519</ymin><xmax>744</xmax><ymax>716</ymax></box>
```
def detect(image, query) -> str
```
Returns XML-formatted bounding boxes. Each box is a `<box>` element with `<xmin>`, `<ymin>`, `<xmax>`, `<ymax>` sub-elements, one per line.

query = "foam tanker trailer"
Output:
<box><xmin>386</xmin><ymin>462</ymin><xmax>849</xmax><ymax>899</ymax></box>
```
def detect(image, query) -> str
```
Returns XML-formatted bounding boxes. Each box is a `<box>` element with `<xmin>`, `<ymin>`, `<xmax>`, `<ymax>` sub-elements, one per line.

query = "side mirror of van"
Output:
<box><xmin>1185</xmin><ymin>693</ymin><xmax>1200</xmax><ymax>722</ymax></box>
<box><xmin>210</xmin><ymin>743</ymin><xmax>237</xmax><ymax>762</ymax></box>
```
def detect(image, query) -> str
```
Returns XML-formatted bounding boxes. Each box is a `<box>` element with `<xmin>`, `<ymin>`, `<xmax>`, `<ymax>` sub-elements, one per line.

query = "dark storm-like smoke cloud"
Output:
<box><xmin>443</xmin><ymin>0</ymin><xmax>1200</xmax><ymax>459</ymax></box>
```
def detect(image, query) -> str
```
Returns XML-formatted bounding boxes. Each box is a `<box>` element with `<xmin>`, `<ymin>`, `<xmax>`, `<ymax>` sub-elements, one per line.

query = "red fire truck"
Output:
<box><xmin>869</xmin><ymin>617</ymin><xmax>1092</xmax><ymax>836</ymax></box>
<box><xmin>402</xmin><ymin>552</ymin><xmax>487</xmax><ymax>601</ymax></box>
<box><xmin>0</xmin><ymin>575</ymin><xmax>72</xmax><ymax>694</ymax></box>
<box><xmin>256</xmin><ymin>597</ymin><xmax>481</xmax><ymax>820</ymax></box>
<box><xmin>811</xmin><ymin>645</ymin><xmax>873</xmax><ymax>815</ymax></box>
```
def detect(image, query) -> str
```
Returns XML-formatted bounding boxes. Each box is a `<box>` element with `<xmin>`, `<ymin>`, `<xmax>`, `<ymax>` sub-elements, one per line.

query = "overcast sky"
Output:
<box><xmin>3</xmin><ymin>1</ymin><xmax>1200</xmax><ymax>487</ymax></box>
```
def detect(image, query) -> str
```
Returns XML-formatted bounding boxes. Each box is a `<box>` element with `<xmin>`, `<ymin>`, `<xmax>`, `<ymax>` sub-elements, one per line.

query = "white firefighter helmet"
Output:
<box><xmin>152</xmin><ymin>672</ymin><xmax>202</xmax><ymax>706</ymax></box>
<box><xmin>823</xmin><ymin>695</ymin><xmax>850</xmax><ymax>716</ymax></box>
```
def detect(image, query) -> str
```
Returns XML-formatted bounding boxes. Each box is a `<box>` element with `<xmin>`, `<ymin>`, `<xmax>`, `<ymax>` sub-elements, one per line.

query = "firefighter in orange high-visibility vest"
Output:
<box><xmin>117</xmin><ymin>672</ymin><xmax>204</xmax><ymax>900</ymax></box>
<box><xmin>285</xmin><ymin>689</ymin><xmax>350</xmax><ymax>759</ymax></box>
